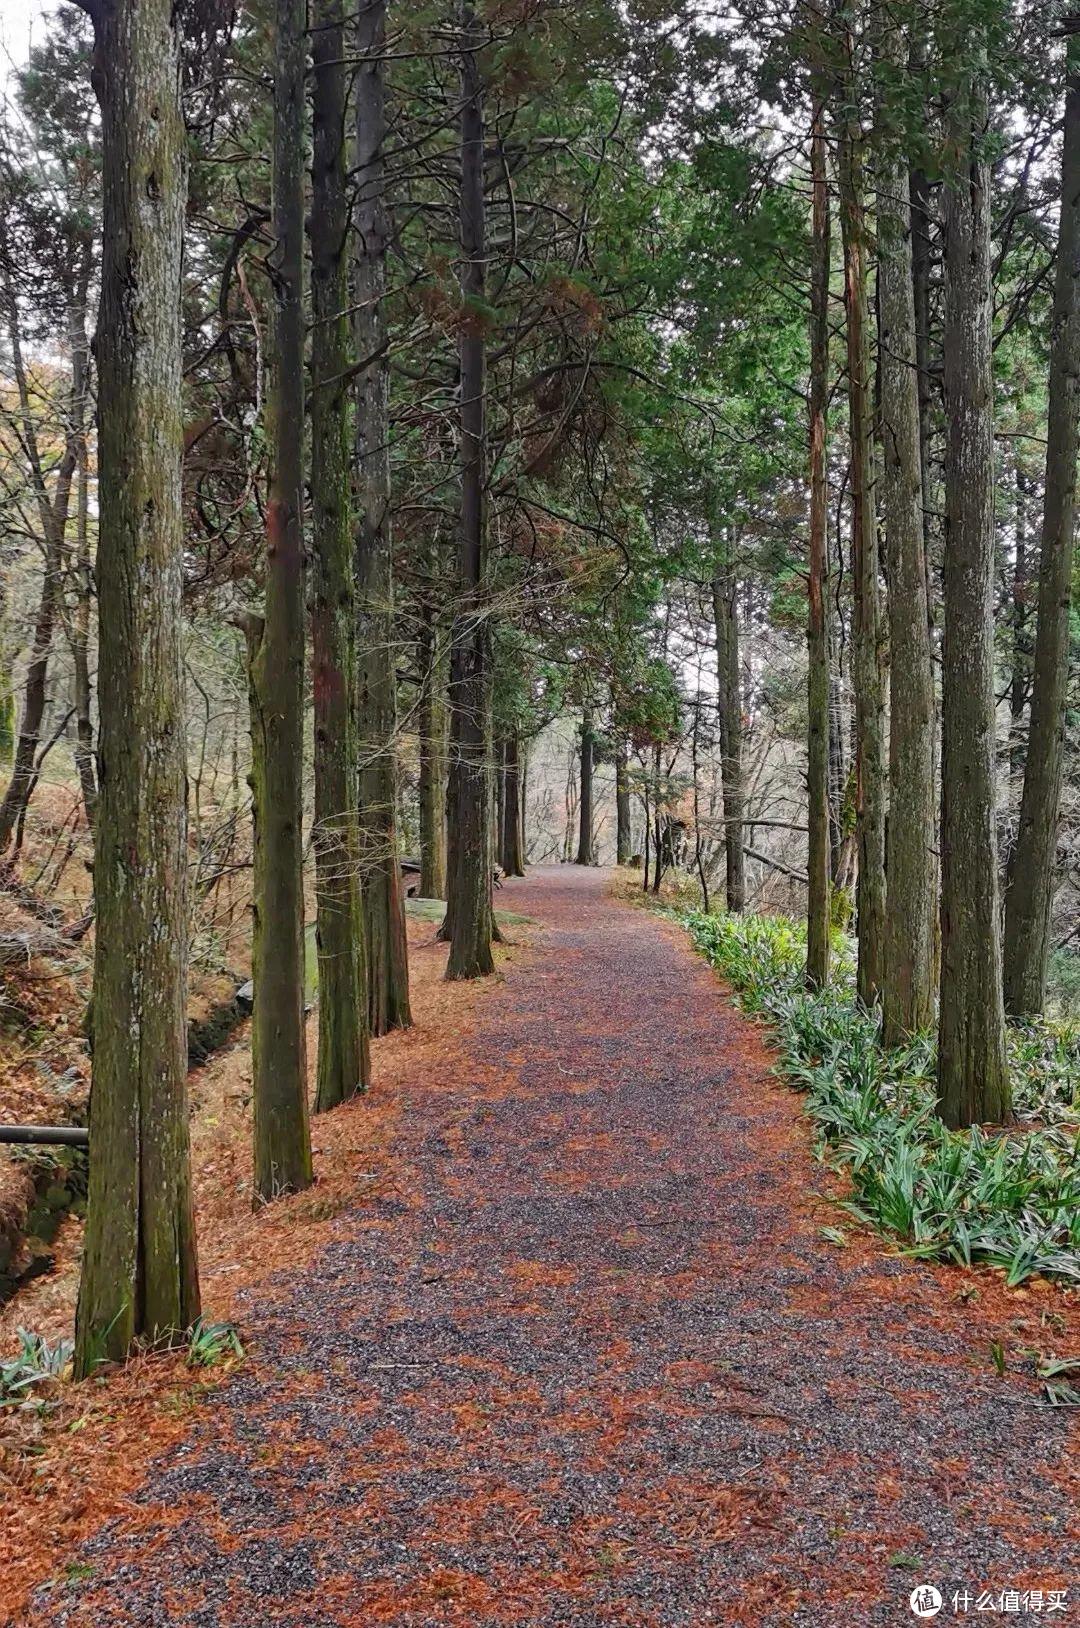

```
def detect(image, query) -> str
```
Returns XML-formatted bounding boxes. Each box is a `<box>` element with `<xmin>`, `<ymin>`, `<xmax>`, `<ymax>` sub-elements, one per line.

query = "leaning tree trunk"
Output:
<box><xmin>937</xmin><ymin>56</ymin><xmax>1010</xmax><ymax>1127</ymax></box>
<box><xmin>74</xmin><ymin>0</ymin><xmax>199</xmax><ymax>1374</ymax></box>
<box><xmin>69</xmin><ymin>258</ymin><xmax>98</xmax><ymax>832</ymax></box>
<box><xmin>575</xmin><ymin>704</ymin><xmax>594</xmax><ymax>865</ymax></box>
<box><xmin>71</xmin><ymin>433</ymin><xmax>97</xmax><ymax>830</ymax></box>
<box><xmin>615</xmin><ymin>743</ymin><xmax>631</xmax><ymax>865</ymax></box>
<box><xmin>418</xmin><ymin>597</ymin><xmax>449</xmax><ymax>899</ymax></box>
<box><xmin>0</xmin><ymin>268</ymin><xmax>86</xmax><ymax>854</ymax></box>
<box><xmin>310</xmin><ymin>0</ymin><xmax>369</xmax><ymax>1111</ymax></box>
<box><xmin>712</xmin><ymin>553</ymin><xmax>745</xmax><ymax>912</ymax></box>
<box><xmin>1003</xmin><ymin>35</ymin><xmax>1080</xmax><ymax>1019</ymax></box>
<box><xmin>837</xmin><ymin>35</ymin><xmax>886</xmax><ymax>1007</ymax></box>
<box><xmin>806</xmin><ymin>93</ymin><xmax>832</xmax><ymax>990</ymax></box>
<box><xmin>247</xmin><ymin>0</ymin><xmax>312</xmax><ymax>1198</ymax></box>
<box><xmin>445</xmin><ymin>0</ymin><xmax>495</xmax><ymax>980</ymax></box>
<box><xmin>501</xmin><ymin>733</ymin><xmax>525</xmax><ymax>875</ymax></box>
<box><xmin>877</xmin><ymin>12</ymin><xmax>936</xmax><ymax>1044</ymax></box>
<box><xmin>355</xmin><ymin>0</ymin><xmax>411</xmax><ymax>1033</ymax></box>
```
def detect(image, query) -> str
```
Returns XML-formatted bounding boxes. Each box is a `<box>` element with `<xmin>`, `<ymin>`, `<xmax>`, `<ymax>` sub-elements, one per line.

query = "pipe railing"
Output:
<box><xmin>0</xmin><ymin>1125</ymin><xmax>88</xmax><ymax>1148</ymax></box>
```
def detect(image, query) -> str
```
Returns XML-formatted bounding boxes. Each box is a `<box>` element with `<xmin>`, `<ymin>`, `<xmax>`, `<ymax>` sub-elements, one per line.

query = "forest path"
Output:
<box><xmin>31</xmin><ymin>868</ymin><xmax>1076</xmax><ymax>1626</ymax></box>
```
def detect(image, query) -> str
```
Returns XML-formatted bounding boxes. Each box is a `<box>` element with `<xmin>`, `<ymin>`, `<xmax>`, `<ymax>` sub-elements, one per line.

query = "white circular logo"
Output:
<box><xmin>909</xmin><ymin>1585</ymin><xmax>943</xmax><ymax>1619</ymax></box>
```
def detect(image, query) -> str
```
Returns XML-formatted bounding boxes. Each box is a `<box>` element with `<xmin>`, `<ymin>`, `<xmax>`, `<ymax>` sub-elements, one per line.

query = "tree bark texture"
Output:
<box><xmin>575</xmin><ymin>705</ymin><xmax>594</xmax><ymax>865</ymax></box>
<box><xmin>615</xmin><ymin>744</ymin><xmax>631</xmax><ymax>865</ymax></box>
<box><xmin>712</xmin><ymin>556</ymin><xmax>745</xmax><ymax>912</ymax></box>
<box><xmin>837</xmin><ymin>37</ymin><xmax>887</xmax><ymax>1007</ymax></box>
<box><xmin>806</xmin><ymin>95</ymin><xmax>832</xmax><ymax>990</ymax></box>
<box><xmin>355</xmin><ymin>0</ymin><xmax>410</xmax><ymax>1034</ymax></box>
<box><xmin>938</xmin><ymin>60</ymin><xmax>1010</xmax><ymax>1126</ymax></box>
<box><xmin>446</xmin><ymin>0</ymin><xmax>495</xmax><ymax>979</ymax></box>
<box><xmin>418</xmin><ymin>604</ymin><xmax>449</xmax><ymax>899</ymax></box>
<box><xmin>248</xmin><ymin>0</ymin><xmax>312</xmax><ymax>1197</ymax></box>
<box><xmin>75</xmin><ymin>0</ymin><xmax>199</xmax><ymax>1374</ymax></box>
<box><xmin>877</xmin><ymin>11</ymin><xmax>936</xmax><ymax>1043</ymax></box>
<box><xmin>311</xmin><ymin>0</ymin><xmax>370</xmax><ymax>1110</ymax></box>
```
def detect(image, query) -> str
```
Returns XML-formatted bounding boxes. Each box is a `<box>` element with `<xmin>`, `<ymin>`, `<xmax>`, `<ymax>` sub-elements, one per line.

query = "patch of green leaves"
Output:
<box><xmin>684</xmin><ymin>910</ymin><xmax>1080</xmax><ymax>1288</ymax></box>
<box><xmin>0</xmin><ymin>1327</ymin><xmax>73</xmax><ymax>1405</ymax></box>
<box><xmin>185</xmin><ymin>1318</ymin><xmax>244</xmax><ymax>1369</ymax></box>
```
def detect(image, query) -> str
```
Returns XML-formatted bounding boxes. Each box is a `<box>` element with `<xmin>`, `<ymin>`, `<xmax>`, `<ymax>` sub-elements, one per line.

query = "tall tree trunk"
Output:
<box><xmin>575</xmin><ymin>704</ymin><xmax>594</xmax><ymax>865</ymax></box>
<box><xmin>247</xmin><ymin>0</ymin><xmax>312</xmax><ymax>1197</ymax></box>
<box><xmin>1003</xmin><ymin>38</ymin><xmax>1080</xmax><ymax>1018</ymax></box>
<box><xmin>806</xmin><ymin>94</ymin><xmax>832</xmax><ymax>989</ymax></box>
<box><xmin>615</xmin><ymin>743</ymin><xmax>631</xmax><ymax>865</ymax></box>
<box><xmin>878</xmin><ymin>12</ymin><xmax>936</xmax><ymax>1043</ymax></box>
<box><xmin>71</xmin><ymin>347</ymin><xmax>97</xmax><ymax>831</ymax></box>
<box><xmin>651</xmin><ymin>741</ymin><xmax>664</xmax><ymax>895</ymax></box>
<box><xmin>937</xmin><ymin>54</ymin><xmax>1010</xmax><ymax>1127</ymax></box>
<box><xmin>418</xmin><ymin>600</ymin><xmax>449</xmax><ymax>899</ymax></box>
<box><xmin>501</xmin><ymin>732</ymin><xmax>524</xmax><ymax>875</ymax></box>
<box><xmin>75</xmin><ymin>0</ymin><xmax>199</xmax><ymax>1374</ymax></box>
<box><xmin>445</xmin><ymin>0</ymin><xmax>495</xmax><ymax>979</ymax></box>
<box><xmin>311</xmin><ymin>0</ymin><xmax>369</xmax><ymax>1111</ymax></box>
<box><xmin>355</xmin><ymin>0</ymin><xmax>410</xmax><ymax>1033</ymax></box>
<box><xmin>712</xmin><ymin>552</ymin><xmax>745</xmax><ymax>912</ymax></box>
<box><xmin>1007</xmin><ymin>458</ymin><xmax>1030</xmax><ymax>783</ymax></box>
<box><xmin>0</xmin><ymin>580</ymin><xmax>13</xmax><ymax>767</ymax></box>
<box><xmin>828</xmin><ymin>665</ymin><xmax>846</xmax><ymax>881</ymax></box>
<box><xmin>837</xmin><ymin>33</ymin><xmax>886</xmax><ymax>1006</ymax></box>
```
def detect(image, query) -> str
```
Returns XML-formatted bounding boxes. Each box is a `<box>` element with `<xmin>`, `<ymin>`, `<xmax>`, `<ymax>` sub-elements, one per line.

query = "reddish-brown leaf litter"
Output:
<box><xmin>4</xmin><ymin>868</ymin><xmax>1078</xmax><ymax>1626</ymax></box>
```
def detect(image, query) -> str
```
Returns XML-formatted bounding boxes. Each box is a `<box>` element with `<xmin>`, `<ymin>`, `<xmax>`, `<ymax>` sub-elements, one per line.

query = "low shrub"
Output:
<box><xmin>684</xmin><ymin>909</ymin><xmax>1080</xmax><ymax>1287</ymax></box>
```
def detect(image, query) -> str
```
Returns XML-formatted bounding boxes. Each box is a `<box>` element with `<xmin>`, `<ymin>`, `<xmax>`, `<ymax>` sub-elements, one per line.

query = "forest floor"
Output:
<box><xmin>2</xmin><ymin>866</ymin><xmax>1078</xmax><ymax>1626</ymax></box>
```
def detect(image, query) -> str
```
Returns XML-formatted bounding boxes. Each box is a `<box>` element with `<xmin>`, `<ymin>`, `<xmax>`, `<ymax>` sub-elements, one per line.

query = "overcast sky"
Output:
<box><xmin>0</xmin><ymin>0</ymin><xmax>42</xmax><ymax>87</ymax></box>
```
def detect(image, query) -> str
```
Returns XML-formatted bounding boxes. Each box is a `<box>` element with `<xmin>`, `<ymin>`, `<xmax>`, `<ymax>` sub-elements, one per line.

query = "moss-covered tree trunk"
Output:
<box><xmin>74</xmin><ymin>0</ymin><xmax>199</xmax><ymax>1374</ymax></box>
<box><xmin>445</xmin><ymin>0</ymin><xmax>495</xmax><ymax>980</ymax></box>
<box><xmin>575</xmin><ymin>705</ymin><xmax>594</xmax><ymax>865</ymax></box>
<box><xmin>311</xmin><ymin>0</ymin><xmax>369</xmax><ymax>1111</ymax></box>
<box><xmin>418</xmin><ymin>604</ymin><xmax>449</xmax><ymax>900</ymax></box>
<box><xmin>615</xmin><ymin>744</ymin><xmax>631</xmax><ymax>865</ymax></box>
<box><xmin>937</xmin><ymin>56</ymin><xmax>1010</xmax><ymax>1127</ymax></box>
<box><xmin>836</xmin><ymin>37</ymin><xmax>886</xmax><ymax>1007</ymax></box>
<box><xmin>877</xmin><ymin>12</ymin><xmax>936</xmax><ymax>1044</ymax></box>
<box><xmin>355</xmin><ymin>0</ymin><xmax>410</xmax><ymax>1034</ymax></box>
<box><xmin>247</xmin><ymin>0</ymin><xmax>312</xmax><ymax>1197</ymax></box>
<box><xmin>712</xmin><ymin>555</ymin><xmax>745</xmax><ymax>912</ymax></box>
<box><xmin>1003</xmin><ymin>37</ymin><xmax>1080</xmax><ymax>1019</ymax></box>
<box><xmin>806</xmin><ymin>94</ymin><xmax>832</xmax><ymax>990</ymax></box>
<box><xmin>65</xmin><ymin>253</ymin><xmax>97</xmax><ymax>831</ymax></box>
<box><xmin>72</xmin><ymin>414</ymin><xmax>97</xmax><ymax>831</ymax></box>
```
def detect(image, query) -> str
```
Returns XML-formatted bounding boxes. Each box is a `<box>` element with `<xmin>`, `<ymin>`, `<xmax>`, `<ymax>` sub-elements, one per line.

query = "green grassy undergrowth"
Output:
<box><xmin>684</xmin><ymin>910</ymin><xmax>1080</xmax><ymax>1287</ymax></box>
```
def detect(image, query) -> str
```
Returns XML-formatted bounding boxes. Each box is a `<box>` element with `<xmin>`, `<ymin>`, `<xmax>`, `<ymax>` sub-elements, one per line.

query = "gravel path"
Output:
<box><xmin>28</xmin><ymin>869</ymin><xmax>1077</xmax><ymax>1625</ymax></box>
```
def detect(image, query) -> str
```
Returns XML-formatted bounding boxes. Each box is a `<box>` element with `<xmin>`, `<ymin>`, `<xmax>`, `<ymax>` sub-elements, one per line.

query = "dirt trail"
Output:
<box><xmin>19</xmin><ymin>869</ymin><xmax>1078</xmax><ymax>1626</ymax></box>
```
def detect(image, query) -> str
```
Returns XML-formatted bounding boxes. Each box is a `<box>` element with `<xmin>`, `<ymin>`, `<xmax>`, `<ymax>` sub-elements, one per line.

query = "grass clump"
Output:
<box><xmin>684</xmin><ymin>909</ymin><xmax>1080</xmax><ymax>1287</ymax></box>
<box><xmin>0</xmin><ymin>1328</ymin><xmax>73</xmax><ymax>1405</ymax></box>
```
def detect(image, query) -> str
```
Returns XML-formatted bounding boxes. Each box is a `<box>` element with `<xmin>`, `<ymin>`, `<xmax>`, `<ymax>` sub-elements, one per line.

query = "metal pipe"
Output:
<box><xmin>0</xmin><ymin>1125</ymin><xmax>89</xmax><ymax>1148</ymax></box>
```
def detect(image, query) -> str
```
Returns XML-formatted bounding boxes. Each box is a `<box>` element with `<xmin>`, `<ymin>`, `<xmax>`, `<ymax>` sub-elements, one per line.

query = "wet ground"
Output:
<box><xmin>23</xmin><ymin>868</ymin><xmax>1078</xmax><ymax>1625</ymax></box>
